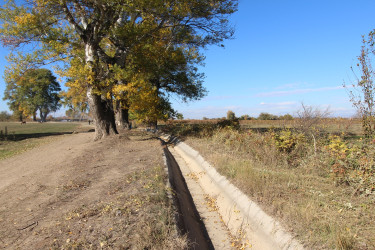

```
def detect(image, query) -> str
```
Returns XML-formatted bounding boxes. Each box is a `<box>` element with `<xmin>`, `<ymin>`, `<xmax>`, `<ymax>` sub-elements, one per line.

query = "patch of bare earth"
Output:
<box><xmin>0</xmin><ymin>130</ymin><xmax>186</xmax><ymax>249</ymax></box>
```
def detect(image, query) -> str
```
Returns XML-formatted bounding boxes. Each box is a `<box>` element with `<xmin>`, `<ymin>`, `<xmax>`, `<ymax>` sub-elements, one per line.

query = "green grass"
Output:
<box><xmin>0</xmin><ymin>122</ymin><xmax>80</xmax><ymax>138</ymax></box>
<box><xmin>0</xmin><ymin>122</ymin><xmax>83</xmax><ymax>160</ymax></box>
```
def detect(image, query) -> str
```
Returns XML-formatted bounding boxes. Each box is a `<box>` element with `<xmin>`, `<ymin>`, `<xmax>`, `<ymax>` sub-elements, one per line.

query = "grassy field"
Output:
<box><xmin>164</xmin><ymin>120</ymin><xmax>375</xmax><ymax>249</ymax></box>
<box><xmin>161</xmin><ymin>118</ymin><xmax>364</xmax><ymax>136</ymax></box>
<box><xmin>0</xmin><ymin>122</ymin><xmax>84</xmax><ymax>159</ymax></box>
<box><xmin>240</xmin><ymin>119</ymin><xmax>363</xmax><ymax>135</ymax></box>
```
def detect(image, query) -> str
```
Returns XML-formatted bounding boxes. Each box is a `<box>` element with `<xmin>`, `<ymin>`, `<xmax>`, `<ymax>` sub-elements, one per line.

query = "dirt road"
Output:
<box><xmin>0</xmin><ymin>131</ymin><xmax>185</xmax><ymax>249</ymax></box>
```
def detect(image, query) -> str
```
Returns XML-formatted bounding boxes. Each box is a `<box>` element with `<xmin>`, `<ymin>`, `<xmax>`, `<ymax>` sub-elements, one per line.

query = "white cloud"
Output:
<box><xmin>255</xmin><ymin>86</ymin><xmax>344</xmax><ymax>97</ymax></box>
<box><xmin>180</xmin><ymin>105</ymin><xmax>242</xmax><ymax>119</ymax></box>
<box><xmin>274</xmin><ymin>82</ymin><xmax>310</xmax><ymax>90</ymax></box>
<box><xmin>260</xmin><ymin>101</ymin><xmax>296</xmax><ymax>106</ymax></box>
<box><xmin>202</xmin><ymin>95</ymin><xmax>235</xmax><ymax>101</ymax></box>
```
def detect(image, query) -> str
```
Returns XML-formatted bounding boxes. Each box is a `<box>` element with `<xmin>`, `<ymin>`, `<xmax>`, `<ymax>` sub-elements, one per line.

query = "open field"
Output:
<box><xmin>0</xmin><ymin>122</ymin><xmax>82</xmax><ymax>139</ymax></box>
<box><xmin>0</xmin><ymin>129</ymin><xmax>185</xmax><ymax>249</ymax></box>
<box><xmin>161</xmin><ymin>118</ymin><xmax>364</xmax><ymax>136</ymax></box>
<box><xmin>240</xmin><ymin>119</ymin><xmax>363</xmax><ymax>135</ymax></box>
<box><xmin>163</xmin><ymin>121</ymin><xmax>375</xmax><ymax>249</ymax></box>
<box><xmin>0</xmin><ymin>122</ymin><xmax>86</xmax><ymax>159</ymax></box>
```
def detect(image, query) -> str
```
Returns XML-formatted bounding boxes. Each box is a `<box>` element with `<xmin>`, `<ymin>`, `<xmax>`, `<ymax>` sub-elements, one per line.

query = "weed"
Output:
<box><xmin>272</xmin><ymin>129</ymin><xmax>305</xmax><ymax>153</ymax></box>
<box><xmin>336</xmin><ymin>230</ymin><xmax>356</xmax><ymax>250</ymax></box>
<box><xmin>182</xmin><ymin>125</ymin><xmax>375</xmax><ymax>249</ymax></box>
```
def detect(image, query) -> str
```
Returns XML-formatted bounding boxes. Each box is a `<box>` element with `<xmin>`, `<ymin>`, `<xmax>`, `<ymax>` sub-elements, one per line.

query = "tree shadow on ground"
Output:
<box><xmin>0</xmin><ymin>130</ymin><xmax>95</xmax><ymax>142</ymax></box>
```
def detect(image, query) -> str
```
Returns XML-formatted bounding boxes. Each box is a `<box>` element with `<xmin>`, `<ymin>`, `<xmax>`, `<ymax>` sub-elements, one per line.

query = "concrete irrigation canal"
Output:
<box><xmin>160</xmin><ymin>135</ymin><xmax>304</xmax><ymax>250</ymax></box>
<box><xmin>162</xmin><ymin>140</ymin><xmax>214</xmax><ymax>249</ymax></box>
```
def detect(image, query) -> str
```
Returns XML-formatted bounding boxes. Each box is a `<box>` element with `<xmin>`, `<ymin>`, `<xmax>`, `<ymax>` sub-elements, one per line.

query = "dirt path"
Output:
<box><xmin>0</xmin><ymin>131</ymin><xmax>185</xmax><ymax>249</ymax></box>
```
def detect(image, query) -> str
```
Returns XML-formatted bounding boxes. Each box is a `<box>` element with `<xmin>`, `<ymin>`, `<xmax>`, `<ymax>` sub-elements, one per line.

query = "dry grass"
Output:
<box><xmin>183</xmin><ymin>128</ymin><xmax>374</xmax><ymax>249</ymax></box>
<box><xmin>50</xmin><ymin>165</ymin><xmax>186</xmax><ymax>249</ymax></box>
<box><xmin>161</xmin><ymin>118</ymin><xmax>363</xmax><ymax>136</ymax></box>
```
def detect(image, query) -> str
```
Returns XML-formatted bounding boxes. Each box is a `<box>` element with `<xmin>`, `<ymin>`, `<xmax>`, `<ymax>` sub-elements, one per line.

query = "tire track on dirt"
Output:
<box><xmin>0</xmin><ymin>131</ymin><xmax>186</xmax><ymax>249</ymax></box>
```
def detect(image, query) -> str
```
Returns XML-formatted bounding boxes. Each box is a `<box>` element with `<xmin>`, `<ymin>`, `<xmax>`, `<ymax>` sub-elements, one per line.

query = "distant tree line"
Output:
<box><xmin>224</xmin><ymin>110</ymin><xmax>294</xmax><ymax>121</ymax></box>
<box><xmin>0</xmin><ymin>111</ymin><xmax>12</xmax><ymax>121</ymax></box>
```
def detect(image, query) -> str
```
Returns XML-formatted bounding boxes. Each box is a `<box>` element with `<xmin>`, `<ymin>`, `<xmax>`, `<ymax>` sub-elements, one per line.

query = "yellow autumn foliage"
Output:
<box><xmin>14</xmin><ymin>13</ymin><xmax>37</xmax><ymax>26</ymax></box>
<box><xmin>126</xmin><ymin>77</ymin><xmax>168</xmax><ymax>123</ymax></box>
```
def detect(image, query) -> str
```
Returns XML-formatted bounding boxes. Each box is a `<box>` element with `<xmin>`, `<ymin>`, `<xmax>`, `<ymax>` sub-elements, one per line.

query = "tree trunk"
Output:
<box><xmin>85</xmin><ymin>43</ymin><xmax>118</xmax><ymax>140</ymax></box>
<box><xmin>115</xmin><ymin>102</ymin><xmax>130</xmax><ymax>129</ymax></box>
<box><xmin>33</xmin><ymin>110</ymin><xmax>37</xmax><ymax>121</ymax></box>
<box><xmin>149</xmin><ymin>119</ymin><xmax>158</xmax><ymax>130</ymax></box>
<box><xmin>40</xmin><ymin>110</ymin><xmax>48</xmax><ymax>122</ymax></box>
<box><xmin>87</xmin><ymin>87</ymin><xmax>118</xmax><ymax>140</ymax></box>
<box><xmin>42</xmin><ymin>112</ymin><xmax>48</xmax><ymax>122</ymax></box>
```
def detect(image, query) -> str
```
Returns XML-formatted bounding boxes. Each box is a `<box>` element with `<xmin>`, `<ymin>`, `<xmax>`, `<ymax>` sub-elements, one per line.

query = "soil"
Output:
<box><xmin>0</xmin><ymin>130</ymin><xmax>184</xmax><ymax>249</ymax></box>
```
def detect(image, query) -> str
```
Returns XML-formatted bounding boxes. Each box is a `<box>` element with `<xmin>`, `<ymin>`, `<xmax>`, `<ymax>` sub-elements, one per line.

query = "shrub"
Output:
<box><xmin>226</xmin><ymin>110</ymin><xmax>236</xmax><ymax>120</ymax></box>
<box><xmin>322</xmin><ymin>135</ymin><xmax>375</xmax><ymax>192</ymax></box>
<box><xmin>326</xmin><ymin>135</ymin><xmax>349</xmax><ymax>157</ymax></box>
<box><xmin>216</xmin><ymin>119</ymin><xmax>240</xmax><ymax>130</ymax></box>
<box><xmin>0</xmin><ymin>111</ymin><xmax>11</xmax><ymax>121</ymax></box>
<box><xmin>279</xmin><ymin>114</ymin><xmax>294</xmax><ymax>120</ymax></box>
<box><xmin>272</xmin><ymin>130</ymin><xmax>305</xmax><ymax>153</ymax></box>
<box><xmin>257</xmin><ymin>112</ymin><xmax>278</xmax><ymax>120</ymax></box>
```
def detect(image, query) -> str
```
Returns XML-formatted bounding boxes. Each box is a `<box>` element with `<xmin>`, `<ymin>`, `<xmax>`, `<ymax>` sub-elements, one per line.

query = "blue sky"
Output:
<box><xmin>172</xmin><ymin>0</ymin><xmax>375</xmax><ymax>119</ymax></box>
<box><xmin>1</xmin><ymin>0</ymin><xmax>375</xmax><ymax>119</ymax></box>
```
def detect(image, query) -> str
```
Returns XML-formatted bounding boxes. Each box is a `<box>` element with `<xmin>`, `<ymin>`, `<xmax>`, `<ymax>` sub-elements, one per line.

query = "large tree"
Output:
<box><xmin>3</xmin><ymin>68</ymin><xmax>61</xmax><ymax>122</ymax></box>
<box><xmin>0</xmin><ymin>0</ymin><xmax>238</xmax><ymax>140</ymax></box>
<box><xmin>115</xmin><ymin>37</ymin><xmax>206</xmax><ymax>127</ymax></box>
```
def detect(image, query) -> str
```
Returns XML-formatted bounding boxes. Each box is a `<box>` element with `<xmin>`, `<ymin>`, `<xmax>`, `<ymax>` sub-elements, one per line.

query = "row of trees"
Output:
<box><xmin>0</xmin><ymin>0</ymin><xmax>238</xmax><ymax>140</ymax></box>
<box><xmin>0</xmin><ymin>111</ymin><xmax>12</xmax><ymax>121</ymax></box>
<box><xmin>226</xmin><ymin>110</ymin><xmax>294</xmax><ymax>121</ymax></box>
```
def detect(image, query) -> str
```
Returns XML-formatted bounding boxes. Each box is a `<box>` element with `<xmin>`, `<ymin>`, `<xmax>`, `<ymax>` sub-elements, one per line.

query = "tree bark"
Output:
<box><xmin>39</xmin><ymin>110</ymin><xmax>48</xmax><ymax>122</ymax></box>
<box><xmin>87</xmin><ymin>87</ymin><xmax>118</xmax><ymax>140</ymax></box>
<box><xmin>115</xmin><ymin>102</ymin><xmax>130</xmax><ymax>129</ymax></box>
<box><xmin>84</xmin><ymin>42</ymin><xmax>118</xmax><ymax>140</ymax></box>
<box><xmin>149</xmin><ymin>119</ymin><xmax>158</xmax><ymax>130</ymax></box>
